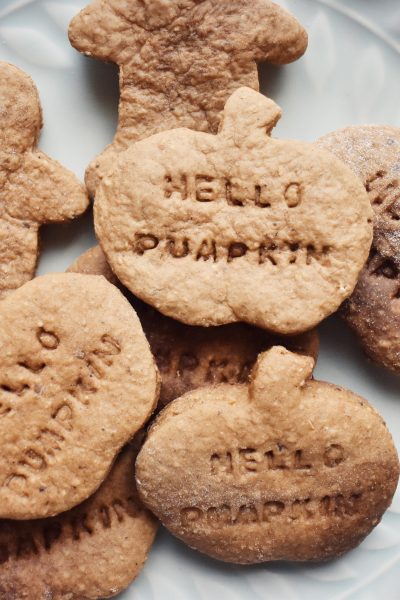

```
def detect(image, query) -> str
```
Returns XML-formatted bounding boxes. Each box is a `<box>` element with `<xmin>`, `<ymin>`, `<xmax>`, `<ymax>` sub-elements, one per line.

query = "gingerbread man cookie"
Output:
<box><xmin>68</xmin><ymin>0</ymin><xmax>308</xmax><ymax>195</ymax></box>
<box><xmin>318</xmin><ymin>126</ymin><xmax>400</xmax><ymax>372</ymax></box>
<box><xmin>0</xmin><ymin>440</ymin><xmax>157</xmax><ymax>600</ymax></box>
<box><xmin>136</xmin><ymin>347</ymin><xmax>399</xmax><ymax>564</ymax></box>
<box><xmin>95</xmin><ymin>87</ymin><xmax>373</xmax><ymax>334</ymax></box>
<box><xmin>0</xmin><ymin>273</ymin><xmax>159</xmax><ymax>520</ymax></box>
<box><xmin>68</xmin><ymin>245</ymin><xmax>319</xmax><ymax>408</ymax></box>
<box><xmin>0</xmin><ymin>62</ymin><xmax>89</xmax><ymax>298</ymax></box>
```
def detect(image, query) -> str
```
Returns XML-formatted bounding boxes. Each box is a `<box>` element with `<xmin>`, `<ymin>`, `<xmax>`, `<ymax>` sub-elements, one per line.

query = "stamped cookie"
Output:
<box><xmin>136</xmin><ymin>347</ymin><xmax>399</xmax><ymax>564</ymax></box>
<box><xmin>318</xmin><ymin>126</ymin><xmax>400</xmax><ymax>372</ymax></box>
<box><xmin>0</xmin><ymin>62</ymin><xmax>89</xmax><ymax>298</ymax></box>
<box><xmin>95</xmin><ymin>87</ymin><xmax>373</xmax><ymax>334</ymax></box>
<box><xmin>68</xmin><ymin>0</ymin><xmax>308</xmax><ymax>195</ymax></box>
<box><xmin>68</xmin><ymin>246</ymin><xmax>319</xmax><ymax>408</ymax></box>
<box><xmin>0</xmin><ymin>441</ymin><xmax>157</xmax><ymax>600</ymax></box>
<box><xmin>0</xmin><ymin>273</ymin><xmax>159</xmax><ymax>520</ymax></box>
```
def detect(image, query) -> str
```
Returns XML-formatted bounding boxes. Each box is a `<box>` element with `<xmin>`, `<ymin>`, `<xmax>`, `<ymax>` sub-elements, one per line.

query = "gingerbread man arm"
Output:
<box><xmin>4</xmin><ymin>152</ymin><xmax>89</xmax><ymax>224</ymax></box>
<box><xmin>69</xmin><ymin>0</ymin><xmax>307</xmax><ymax>66</ymax></box>
<box><xmin>0</xmin><ymin>63</ymin><xmax>42</xmax><ymax>180</ymax></box>
<box><xmin>204</xmin><ymin>0</ymin><xmax>308</xmax><ymax>64</ymax></box>
<box><xmin>69</xmin><ymin>0</ymin><xmax>307</xmax><ymax>197</ymax></box>
<box><xmin>68</xmin><ymin>0</ymin><xmax>140</xmax><ymax>63</ymax></box>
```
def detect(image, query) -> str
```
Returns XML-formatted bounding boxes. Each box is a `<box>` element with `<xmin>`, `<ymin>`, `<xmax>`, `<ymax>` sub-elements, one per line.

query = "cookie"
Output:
<box><xmin>68</xmin><ymin>244</ymin><xmax>120</xmax><ymax>287</ymax></box>
<box><xmin>0</xmin><ymin>440</ymin><xmax>157</xmax><ymax>600</ymax></box>
<box><xmin>68</xmin><ymin>246</ymin><xmax>319</xmax><ymax>408</ymax></box>
<box><xmin>318</xmin><ymin>126</ymin><xmax>400</xmax><ymax>372</ymax></box>
<box><xmin>68</xmin><ymin>0</ymin><xmax>308</xmax><ymax>196</ymax></box>
<box><xmin>136</xmin><ymin>347</ymin><xmax>399</xmax><ymax>564</ymax></box>
<box><xmin>0</xmin><ymin>62</ymin><xmax>89</xmax><ymax>298</ymax></box>
<box><xmin>95</xmin><ymin>87</ymin><xmax>373</xmax><ymax>334</ymax></box>
<box><xmin>0</xmin><ymin>273</ymin><xmax>159</xmax><ymax>520</ymax></box>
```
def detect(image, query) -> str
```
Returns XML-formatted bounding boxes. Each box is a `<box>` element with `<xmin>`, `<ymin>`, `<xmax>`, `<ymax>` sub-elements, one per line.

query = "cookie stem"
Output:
<box><xmin>249</xmin><ymin>346</ymin><xmax>314</xmax><ymax>412</ymax></box>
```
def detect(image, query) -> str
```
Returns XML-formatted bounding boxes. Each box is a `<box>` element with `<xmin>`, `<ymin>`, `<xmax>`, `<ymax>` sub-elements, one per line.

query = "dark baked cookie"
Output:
<box><xmin>318</xmin><ymin>126</ymin><xmax>400</xmax><ymax>372</ymax></box>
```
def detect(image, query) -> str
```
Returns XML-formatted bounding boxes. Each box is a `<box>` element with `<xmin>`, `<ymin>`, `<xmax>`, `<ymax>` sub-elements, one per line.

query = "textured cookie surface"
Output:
<box><xmin>0</xmin><ymin>273</ymin><xmax>159</xmax><ymax>519</ymax></box>
<box><xmin>0</xmin><ymin>442</ymin><xmax>157</xmax><ymax>600</ymax></box>
<box><xmin>95</xmin><ymin>87</ymin><xmax>373</xmax><ymax>333</ymax></box>
<box><xmin>0</xmin><ymin>62</ymin><xmax>89</xmax><ymax>298</ymax></box>
<box><xmin>68</xmin><ymin>0</ymin><xmax>307</xmax><ymax>195</ymax></box>
<box><xmin>318</xmin><ymin>126</ymin><xmax>400</xmax><ymax>372</ymax></box>
<box><xmin>136</xmin><ymin>347</ymin><xmax>399</xmax><ymax>564</ymax></box>
<box><xmin>68</xmin><ymin>246</ymin><xmax>319</xmax><ymax>408</ymax></box>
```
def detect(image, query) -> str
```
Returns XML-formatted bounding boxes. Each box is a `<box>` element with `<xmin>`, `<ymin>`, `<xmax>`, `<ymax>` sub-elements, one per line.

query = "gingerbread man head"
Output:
<box><xmin>0</xmin><ymin>62</ymin><xmax>89</xmax><ymax>298</ymax></box>
<box><xmin>69</xmin><ymin>0</ymin><xmax>308</xmax><ymax>195</ymax></box>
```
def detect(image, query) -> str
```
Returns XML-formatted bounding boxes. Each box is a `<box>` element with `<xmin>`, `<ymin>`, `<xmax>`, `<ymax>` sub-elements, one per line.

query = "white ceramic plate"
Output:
<box><xmin>1</xmin><ymin>1</ymin><xmax>399</xmax><ymax>598</ymax></box>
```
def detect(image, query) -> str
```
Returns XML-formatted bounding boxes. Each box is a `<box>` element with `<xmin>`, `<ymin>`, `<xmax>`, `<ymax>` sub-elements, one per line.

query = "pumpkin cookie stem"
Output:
<box><xmin>250</xmin><ymin>347</ymin><xmax>314</xmax><ymax>412</ymax></box>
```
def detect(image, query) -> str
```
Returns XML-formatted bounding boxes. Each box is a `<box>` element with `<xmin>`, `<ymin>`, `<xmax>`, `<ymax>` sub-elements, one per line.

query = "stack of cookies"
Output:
<box><xmin>0</xmin><ymin>1</ymin><xmax>399</xmax><ymax>599</ymax></box>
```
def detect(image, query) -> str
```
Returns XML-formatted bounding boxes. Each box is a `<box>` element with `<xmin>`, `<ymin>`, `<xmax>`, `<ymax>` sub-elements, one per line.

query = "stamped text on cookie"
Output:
<box><xmin>0</xmin><ymin>273</ymin><xmax>159</xmax><ymax>520</ymax></box>
<box><xmin>146</xmin><ymin>174</ymin><xmax>318</xmax><ymax>264</ymax></box>
<box><xmin>134</xmin><ymin>233</ymin><xmax>331</xmax><ymax>267</ymax></box>
<box><xmin>0</xmin><ymin>492</ymin><xmax>137</xmax><ymax>565</ymax></box>
<box><xmin>136</xmin><ymin>347</ymin><xmax>399</xmax><ymax>562</ymax></box>
<box><xmin>95</xmin><ymin>87</ymin><xmax>373</xmax><ymax>331</ymax></box>
<box><xmin>180</xmin><ymin>491</ymin><xmax>363</xmax><ymax>528</ymax></box>
<box><xmin>164</xmin><ymin>174</ymin><xmax>303</xmax><ymax>208</ymax></box>
<box><xmin>210</xmin><ymin>442</ymin><xmax>345</xmax><ymax>475</ymax></box>
<box><xmin>1</xmin><ymin>330</ymin><xmax>121</xmax><ymax>494</ymax></box>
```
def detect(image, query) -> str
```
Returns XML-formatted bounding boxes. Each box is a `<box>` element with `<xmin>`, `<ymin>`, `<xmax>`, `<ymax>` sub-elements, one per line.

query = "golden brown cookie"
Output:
<box><xmin>68</xmin><ymin>246</ymin><xmax>319</xmax><ymax>408</ymax></box>
<box><xmin>136</xmin><ymin>347</ymin><xmax>399</xmax><ymax>564</ymax></box>
<box><xmin>0</xmin><ymin>273</ymin><xmax>159</xmax><ymax>520</ymax></box>
<box><xmin>95</xmin><ymin>87</ymin><xmax>373</xmax><ymax>334</ymax></box>
<box><xmin>0</xmin><ymin>62</ymin><xmax>89</xmax><ymax>298</ymax></box>
<box><xmin>0</xmin><ymin>440</ymin><xmax>157</xmax><ymax>600</ymax></box>
<box><xmin>68</xmin><ymin>0</ymin><xmax>308</xmax><ymax>196</ymax></box>
<box><xmin>318</xmin><ymin>126</ymin><xmax>400</xmax><ymax>372</ymax></box>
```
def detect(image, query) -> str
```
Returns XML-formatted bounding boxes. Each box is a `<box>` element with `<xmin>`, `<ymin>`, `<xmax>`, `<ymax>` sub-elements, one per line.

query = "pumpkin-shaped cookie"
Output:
<box><xmin>136</xmin><ymin>347</ymin><xmax>399</xmax><ymax>563</ymax></box>
<box><xmin>0</xmin><ymin>273</ymin><xmax>159</xmax><ymax>520</ymax></box>
<box><xmin>95</xmin><ymin>87</ymin><xmax>372</xmax><ymax>334</ymax></box>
